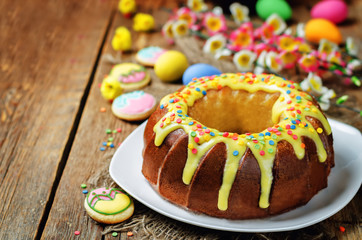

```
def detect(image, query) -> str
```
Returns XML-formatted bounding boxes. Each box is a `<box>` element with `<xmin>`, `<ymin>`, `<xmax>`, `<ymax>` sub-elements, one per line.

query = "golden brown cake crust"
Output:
<box><xmin>142</xmin><ymin>73</ymin><xmax>334</xmax><ymax>219</ymax></box>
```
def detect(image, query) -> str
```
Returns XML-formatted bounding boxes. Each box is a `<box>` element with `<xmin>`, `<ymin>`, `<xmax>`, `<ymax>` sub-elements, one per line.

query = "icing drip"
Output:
<box><xmin>153</xmin><ymin>73</ymin><xmax>331</xmax><ymax>210</ymax></box>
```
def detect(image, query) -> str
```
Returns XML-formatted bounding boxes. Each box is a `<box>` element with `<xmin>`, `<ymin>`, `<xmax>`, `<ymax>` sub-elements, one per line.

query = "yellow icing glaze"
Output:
<box><xmin>153</xmin><ymin>73</ymin><xmax>331</xmax><ymax>210</ymax></box>
<box><xmin>94</xmin><ymin>193</ymin><xmax>131</xmax><ymax>214</ymax></box>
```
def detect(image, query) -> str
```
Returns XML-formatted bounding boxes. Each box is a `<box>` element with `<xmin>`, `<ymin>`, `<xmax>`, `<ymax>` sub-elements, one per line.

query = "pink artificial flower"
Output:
<box><xmin>298</xmin><ymin>52</ymin><xmax>320</xmax><ymax>72</ymax></box>
<box><xmin>278</xmin><ymin>51</ymin><xmax>298</xmax><ymax>69</ymax></box>
<box><xmin>254</xmin><ymin>23</ymin><xmax>275</xmax><ymax>44</ymax></box>
<box><xmin>277</xmin><ymin>34</ymin><xmax>300</xmax><ymax>52</ymax></box>
<box><xmin>227</xmin><ymin>25</ymin><xmax>254</xmax><ymax>52</ymax></box>
<box><xmin>202</xmin><ymin>12</ymin><xmax>227</xmax><ymax>36</ymax></box>
<box><xmin>176</xmin><ymin>7</ymin><xmax>197</xmax><ymax>27</ymax></box>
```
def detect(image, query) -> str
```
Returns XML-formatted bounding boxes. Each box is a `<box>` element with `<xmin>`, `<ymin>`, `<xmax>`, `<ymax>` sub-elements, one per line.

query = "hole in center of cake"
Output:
<box><xmin>187</xmin><ymin>87</ymin><xmax>281</xmax><ymax>134</ymax></box>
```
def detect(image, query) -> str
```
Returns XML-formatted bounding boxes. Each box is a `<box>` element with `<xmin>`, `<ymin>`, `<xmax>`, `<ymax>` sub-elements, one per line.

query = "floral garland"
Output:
<box><xmin>162</xmin><ymin>0</ymin><xmax>361</xmax><ymax>115</ymax></box>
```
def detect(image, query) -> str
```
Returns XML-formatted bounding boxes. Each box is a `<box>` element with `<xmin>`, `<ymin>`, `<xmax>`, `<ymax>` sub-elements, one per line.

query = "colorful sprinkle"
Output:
<box><xmin>259</xmin><ymin>150</ymin><xmax>265</xmax><ymax>156</ymax></box>
<box><xmin>74</xmin><ymin>231</ymin><xmax>80</xmax><ymax>235</ymax></box>
<box><xmin>339</xmin><ymin>226</ymin><xmax>345</xmax><ymax>232</ymax></box>
<box><xmin>81</xmin><ymin>184</ymin><xmax>87</xmax><ymax>189</ymax></box>
<box><xmin>82</xmin><ymin>190</ymin><xmax>88</xmax><ymax>194</ymax></box>
<box><xmin>192</xmin><ymin>148</ymin><xmax>198</xmax><ymax>154</ymax></box>
<box><xmin>127</xmin><ymin>232</ymin><xmax>134</xmax><ymax>237</ymax></box>
<box><xmin>317</xmin><ymin>128</ymin><xmax>323</xmax><ymax>133</ymax></box>
<box><xmin>233</xmin><ymin>150</ymin><xmax>239</xmax><ymax>156</ymax></box>
<box><xmin>100</xmin><ymin>147</ymin><xmax>106</xmax><ymax>151</ymax></box>
<box><xmin>100</xmin><ymin>107</ymin><xmax>106</xmax><ymax>112</ymax></box>
<box><xmin>106</xmin><ymin>129</ymin><xmax>112</xmax><ymax>134</ymax></box>
<box><xmin>112</xmin><ymin>232</ymin><xmax>118</xmax><ymax>237</ymax></box>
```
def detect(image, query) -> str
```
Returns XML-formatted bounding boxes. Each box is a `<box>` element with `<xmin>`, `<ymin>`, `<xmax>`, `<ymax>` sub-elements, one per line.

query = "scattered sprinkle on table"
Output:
<box><xmin>82</xmin><ymin>190</ymin><xmax>88</xmax><ymax>194</ymax></box>
<box><xmin>100</xmin><ymin>107</ymin><xmax>106</xmax><ymax>112</ymax></box>
<box><xmin>74</xmin><ymin>230</ymin><xmax>80</xmax><ymax>235</ymax></box>
<box><xmin>112</xmin><ymin>232</ymin><xmax>118</xmax><ymax>237</ymax></box>
<box><xmin>100</xmin><ymin>147</ymin><xmax>106</xmax><ymax>151</ymax></box>
<box><xmin>339</xmin><ymin>226</ymin><xmax>346</xmax><ymax>232</ymax></box>
<box><xmin>80</xmin><ymin>184</ymin><xmax>87</xmax><ymax>189</ymax></box>
<box><xmin>106</xmin><ymin>129</ymin><xmax>112</xmax><ymax>134</ymax></box>
<box><xmin>127</xmin><ymin>231</ymin><xmax>133</xmax><ymax>237</ymax></box>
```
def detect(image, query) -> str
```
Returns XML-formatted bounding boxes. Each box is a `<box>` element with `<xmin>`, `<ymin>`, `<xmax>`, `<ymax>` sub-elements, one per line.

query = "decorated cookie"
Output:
<box><xmin>100</xmin><ymin>76</ymin><xmax>123</xmax><ymax>101</ymax></box>
<box><xmin>84</xmin><ymin>187</ymin><xmax>134</xmax><ymax>224</ymax></box>
<box><xmin>112</xmin><ymin>91</ymin><xmax>157</xmax><ymax>121</ymax></box>
<box><xmin>136</xmin><ymin>46</ymin><xmax>167</xmax><ymax>67</ymax></box>
<box><xmin>109</xmin><ymin>63</ymin><xmax>151</xmax><ymax>91</ymax></box>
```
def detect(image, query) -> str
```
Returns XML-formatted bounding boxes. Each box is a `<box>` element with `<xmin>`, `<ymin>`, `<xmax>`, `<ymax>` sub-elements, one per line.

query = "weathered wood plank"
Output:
<box><xmin>0</xmin><ymin>0</ymin><xmax>113</xmax><ymax>239</ymax></box>
<box><xmin>41</xmin><ymin>1</ymin><xmax>184</xmax><ymax>239</ymax></box>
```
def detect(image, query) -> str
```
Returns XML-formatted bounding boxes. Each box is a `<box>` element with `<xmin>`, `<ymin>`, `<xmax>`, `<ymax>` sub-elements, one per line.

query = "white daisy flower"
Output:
<box><xmin>187</xmin><ymin>0</ymin><xmax>207</xmax><ymax>12</ymax></box>
<box><xmin>203</xmin><ymin>34</ymin><xmax>227</xmax><ymax>55</ymax></box>
<box><xmin>212</xmin><ymin>6</ymin><xmax>223</xmax><ymax>16</ymax></box>
<box><xmin>319</xmin><ymin>89</ymin><xmax>336</xmax><ymax>111</ymax></box>
<box><xmin>265</xmin><ymin>51</ymin><xmax>282</xmax><ymax>72</ymax></box>
<box><xmin>318</xmin><ymin>39</ymin><xmax>339</xmax><ymax>56</ymax></box>
<box><xmin>300</xmin><ymin>73</ymin><xmax>327</xmax><ymax>95</ymax></box>
<box><xmin>254</xmin><ymin>50</ymin><xmax>267</xmax><ymax>74</ymax></box>
<box><xmin>346</xmin><ymin>37</ymin><xmax>358</xmax><ymax>56</ymax></box>
<box><xmin>233</xmin><ymin>49</ymin><xmax>257</xmax><ymax>72</ymax></box>
<box><xmin>214</xmin><ymin>48</ymin><xmax>232</xmax><ymax>60</ymax></box>
<box><xmin>296</xmin><ymin>23</ymin><xmax>305</xmax><ymax>38</ymax></box>
<box><xmin>162</xmin><ymin>20</ymin><xmax>175</xmax><ymax>41</ymax></box>
<box><xmin>266</xmin><ymin>13</ymin><xmax>286</xmax><ymax>35</ymax></box>
<box><xmin>171</xmin><ymin>20</ymin><xmax>189</xmax><ymax>38</ymax></box>
<box><xmin>230</xmin><ymin>2</ymin><xmax>250</xmax><ymax>24</ymax></box>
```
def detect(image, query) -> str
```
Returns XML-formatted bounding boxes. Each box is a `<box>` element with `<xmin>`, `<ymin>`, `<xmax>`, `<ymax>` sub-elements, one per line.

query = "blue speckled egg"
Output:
<box><xmin>182</xmin><ymin>64</ymin><xmax>222</xmax><ymax>85</ymax></box>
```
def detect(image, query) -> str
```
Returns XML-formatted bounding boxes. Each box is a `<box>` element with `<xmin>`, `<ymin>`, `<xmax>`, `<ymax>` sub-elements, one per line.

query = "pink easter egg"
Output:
<box><xmin>311</xmin><ymin>0</ymin><xmax>348</xmax><ymax>24</ymax></box>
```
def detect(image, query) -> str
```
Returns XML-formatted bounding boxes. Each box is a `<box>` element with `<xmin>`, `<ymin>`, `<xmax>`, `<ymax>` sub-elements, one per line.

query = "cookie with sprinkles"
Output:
<box><xmin>109</xmin><ymin>63</ymin><xmax>151</xmax><ymax>91</ymax></box>
<box><xmin>136</xmin><ymin>46</ymin><xmax>167</xmax><ymax>67</ymax></box>
<box><xmin>84</xmin><ymin>187</ymin><xmax>134</xmax><ymax>224</ymax></box>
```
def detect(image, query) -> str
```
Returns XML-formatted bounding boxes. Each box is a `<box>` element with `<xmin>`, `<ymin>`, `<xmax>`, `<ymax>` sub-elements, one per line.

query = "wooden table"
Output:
<box><xmin>1</xmin><ymin>0</ymin><xmax>361</xmax><ymax>239</ymax></box>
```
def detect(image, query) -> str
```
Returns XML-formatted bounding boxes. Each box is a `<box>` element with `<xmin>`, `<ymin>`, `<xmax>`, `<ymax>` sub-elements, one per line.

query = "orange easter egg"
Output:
<box><xmin>305</xmin><ymin>18</ymin><xmax>342</xmax><ymax>44</ymax></box>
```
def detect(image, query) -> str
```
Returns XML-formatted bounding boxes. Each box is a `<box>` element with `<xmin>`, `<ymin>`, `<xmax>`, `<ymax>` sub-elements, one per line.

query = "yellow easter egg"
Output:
<box><xmin>305</xmin><ymin>18</ymin><xmax>342</xmax><ymax>44</ymax></box>
<box><xmin>154</xmin><ymin>50</ymin><xmax>189</xmax><ymax>82</ymax></box>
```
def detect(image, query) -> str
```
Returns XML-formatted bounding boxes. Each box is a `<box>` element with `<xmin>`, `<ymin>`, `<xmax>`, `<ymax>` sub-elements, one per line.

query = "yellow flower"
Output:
<box><xmin>133</xmin><ymin>13</ymin><xmax>155</xmax><ymax>32</ymax></box>
<box><xmin>233</xmin><ymin>50</ymin><xmax>257</xmax><ymax>72</ymax></box>
<box><xmin>118</xmin><ymin>0</ymin><xmax>136</xmax><ymax>16</ymax></box>
<box><xmin>298</xmin><ymin>42</ymin><xmax>312</xmax><ymax>53</ymax></box>
<box><xmin>187</xmin><ymin>0</ymin><xmax>207</xmax><ymax>12</ymax></box>
<box><xmin>230</xmin><ymin>2</ymin><xmax>249</xmax><ymax>24</ymax></box>
<box><xmin>266</xmin><ymin>14</ymin><xmax>286</xmax><ymax>35</ymax></box>
<box><xmin>111</xmin><ymin>26</ymin><xmax>132</xmax><ymax>51</ymax></box>
<box><xmin>172</xmin><ymin>20</ymin><xmax>189</xmax><ymax>38</ymax></box>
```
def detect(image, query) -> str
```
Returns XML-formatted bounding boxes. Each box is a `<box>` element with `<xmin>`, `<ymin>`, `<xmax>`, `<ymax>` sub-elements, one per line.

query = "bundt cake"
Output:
<box><xmin>142</xmin><ymin>73</ymin><xmax>334</xmax><ymax>219</ymax></box>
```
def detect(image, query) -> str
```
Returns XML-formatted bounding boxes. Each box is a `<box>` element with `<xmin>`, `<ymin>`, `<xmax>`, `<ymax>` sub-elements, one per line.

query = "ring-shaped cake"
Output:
<box><xmin>142</xmin><ymin>73</ymin><xmax>334</xmax><ymax>219</ymax></box>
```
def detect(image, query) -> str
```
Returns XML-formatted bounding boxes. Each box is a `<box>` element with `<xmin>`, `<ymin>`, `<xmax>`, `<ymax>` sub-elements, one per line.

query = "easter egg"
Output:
<box><xmin>311</xmin><ymin>0</ymin><xmax>348</xmax><ymax>24</ymax></box>
<box><xmin>154</xmin><ymin>50</ymin><xmax>189</xmax><ymax>82</ymax></box>
<box><xmin>256</xmin><ymin>0</ymin><xmax>292</xmax><ymax>20</ymax></box>
<box><xmin>305</xmin><ymin>18</ymin><xmax>342</xmax><ymax>44</ymax></box>
<box><xmin>182</xmin><ymin>64</ymin><xmax>222</xmax><ymax>85</ymax></box>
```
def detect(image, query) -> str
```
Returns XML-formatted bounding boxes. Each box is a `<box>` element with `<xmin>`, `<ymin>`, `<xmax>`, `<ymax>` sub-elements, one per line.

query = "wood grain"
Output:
<box><xmin>41</xmin><ymin>1</ymin><xmax>184</xmax><ymax>239</ymax></box>
<box><xmin>0</xmin><ymin>0</ymin><xmax>113</xmax><ymax>239</ymax></box>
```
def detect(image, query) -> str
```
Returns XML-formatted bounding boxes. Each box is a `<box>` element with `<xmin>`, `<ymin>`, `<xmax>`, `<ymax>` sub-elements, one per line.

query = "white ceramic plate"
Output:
<box><xmin>109</xmin><ymin>119</ymin><xmax>362</xmax><ymax>232</ymax></box>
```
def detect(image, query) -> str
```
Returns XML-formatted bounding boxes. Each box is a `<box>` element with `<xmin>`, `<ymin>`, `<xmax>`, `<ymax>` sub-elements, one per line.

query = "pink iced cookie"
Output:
<box><xmin>112</xmin><ymin>91</ymin><xmax>157</xmax><ymax>121</ymax></box>
<box><xmin>84</xmin><ymin>187</ymin><xmax>134</xmax><ymax>224</ymax></box>
<box><xmin>136</xmin><ymin>46</ymin><xmax>167</xmax><ymax>67</ymax></box>
<box><xmin>109</xmin><ymin>63</ymin><xmax>151</xmax><ymax>91</ymax></box>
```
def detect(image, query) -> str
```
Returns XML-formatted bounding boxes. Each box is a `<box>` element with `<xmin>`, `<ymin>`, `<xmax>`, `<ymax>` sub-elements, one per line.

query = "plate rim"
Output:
<box><xmin>109</xmin><ymin>119</ymin><xmax>362</xmax><ymax>232</ymax></box>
